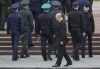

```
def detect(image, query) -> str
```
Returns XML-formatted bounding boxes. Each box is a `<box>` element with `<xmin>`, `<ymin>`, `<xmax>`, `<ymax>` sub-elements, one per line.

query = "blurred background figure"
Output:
<box><xmin>0</xmin><ymin>0</ymin><xmax>11</xmax><ymax>31</ymax></box>
<box><xmin>83</xmin><ymin>3</ymin><xmax>95</xmax><ymax>57</ymax></box>
<box><xmin>52</xmin><ymin>13</ymin><xmax>72</xmax><ymax>67</ymax></box>
<box><xmin>29</xmin><ymin>0</ymin><xmax>45</xmax><ymax>36</ymax></box>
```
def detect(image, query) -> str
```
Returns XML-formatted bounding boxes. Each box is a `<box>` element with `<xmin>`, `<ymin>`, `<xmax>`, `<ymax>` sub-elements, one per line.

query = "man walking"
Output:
<box><xmin>19</xmin><ymin>0</ymin><xmax>34</xmax><ymax>58</ymax></box>
<box><xmin>36</xmin><ymin>3</ymin><xmax>53</xmax><ymax>61</ymax></box>
<box><xmin>7</xmin><ymin>3</ymin><xmax>24</xmax><ymax>61</ymax></box>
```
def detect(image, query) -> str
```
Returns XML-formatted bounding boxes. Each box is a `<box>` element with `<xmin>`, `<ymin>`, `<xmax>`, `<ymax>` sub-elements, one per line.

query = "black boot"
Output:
<box><xmin>25</xmin><ymin>53</ymin><xmax>30</xmax><ymax>57</ymax></box>
<box><xmin>20</xmin><ymin>54</ymin><xmax>26</xmax><ymax>58</ymax></box>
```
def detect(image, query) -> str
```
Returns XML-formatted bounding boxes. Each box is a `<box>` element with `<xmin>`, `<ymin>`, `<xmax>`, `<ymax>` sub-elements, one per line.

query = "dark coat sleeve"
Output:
<box><xmin>7</xmin><ymin>17</ymin><xmax>10</xmax><ymax>34</ymax></box>
<box><xmin>19</xmin><ymin>16</ymin><xmax>24</xmax><ymax>34</ymax></box>
<box><xmin>90</xmin><ymin>14</ymin><xmax>95</xmax><ymax>33</ymax></box>
<box><xmin>36</xmin><ymin>16</ymin><xmax>40</xmax><ymax>36</ymax></box>
<box><xmin>60</xmin><ymin>21</ymin><xmax>68</xmax><ymax>44</ymax></box>
<box><xmin>68</xmin><ymin>13</ymin><xmax>71</xmax><ymax>33</ymax></box>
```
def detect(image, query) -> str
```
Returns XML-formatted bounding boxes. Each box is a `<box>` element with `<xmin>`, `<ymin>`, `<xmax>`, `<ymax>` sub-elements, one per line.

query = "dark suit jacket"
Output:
<box><xmin>55</xmin><ymin>19</ymin><xmax>69</xmax><ymax>45</ymax></box>
<box><xmin>84</xmin><ymin>12</ymin><xmax>95</xmax><ymax>33</ymax></box>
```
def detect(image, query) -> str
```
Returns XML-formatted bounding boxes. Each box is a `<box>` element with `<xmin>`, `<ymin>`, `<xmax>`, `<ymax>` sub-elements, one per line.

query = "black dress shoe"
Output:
<box><xmin>82</xmin><ymin>56</ymin><xmax>85</xmax><ymax>58</ymax></box>
<box><xmin>12</xmin><ymin>58</ymin><xmax>18</xmax><ymax>61</ymax></box>
<box><xmin>52</xmin><ymin>64</ymin><xmax>60</xmax><ymax>67</ymax></box>
<box><xmin>17</xmin><ymin>55</ymin><xmax>19</xmax><ymax>58</ymax></box>
<box><xmin>25</xmin><ymin>53</ymin><xmax>30</xmax><ymax>57</ymax></box>
<box><xmin>71</xmin><ymin>54</ymin><xmax>80</xmax><ymax>61</ymax></box>
<box><xmin>44</xmin><ymin>59</ymin><xmax>47</xmax><ymax>61</ymax></box>
<box><xmin>20</xmin><ymin>55</ymin><xmax>26</xmax><ymax>58</ymax></box>
<box><xmin>48</xmin><ymin>57</ymin><xmax>53</xmax><ymax>60</ymax></box>
<box><xmin>89</xmin><ymin>55</ymin><xmax>93</xmax><ymax>57</ymax></box>
<box><xmin>28</xmin><ymin>44</ymin><xmax>34</xmax><ymax>48</ymax></box>
<box><xmin>64</xmin><ymin>63</ymin><xmax>72</xmax><ymax>66</ymax></box>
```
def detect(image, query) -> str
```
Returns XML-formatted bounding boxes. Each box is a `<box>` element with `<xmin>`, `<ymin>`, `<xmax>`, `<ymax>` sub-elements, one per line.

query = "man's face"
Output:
<box><xmin>55</xmin><ymin>13</ymin><xmax>62</xmax><ymax>22</ymax></box>
<box><xmin>84</xmin><ymin>6</ymin><xmax>89</xmax><ymax>12</ymax></box>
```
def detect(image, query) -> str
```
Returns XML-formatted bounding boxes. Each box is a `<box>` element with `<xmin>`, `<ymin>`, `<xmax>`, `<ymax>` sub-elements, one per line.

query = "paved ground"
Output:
<box><xmin>0</xmin><ymin>1</ymin><xmax>100</xmax><ymax>69</ymax></box>
<box><xmin>0</xmin><ymin>55</ymin><xmax>100</xmax><ymax>69</ymax></box>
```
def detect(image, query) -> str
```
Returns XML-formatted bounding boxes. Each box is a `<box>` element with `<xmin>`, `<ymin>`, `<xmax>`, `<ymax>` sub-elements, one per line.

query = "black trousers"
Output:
<box><xmin>41</xmin><ymin>32</ymin><xmax>53</xmax><ymax>60</ymax></box>
<box><xmin>71</xmin><ymin>28</ymin><xmax>85</xmax><ymax>59</ymax></box>
<box><xmin>56</xmin><ymin>44</ymin><xmax>72</xmax><ymax>66</ymax></box>
<box><xmin>84</xmin><ymin>30</ymin><xmax>93</xmax><ymax>57</ymax></box>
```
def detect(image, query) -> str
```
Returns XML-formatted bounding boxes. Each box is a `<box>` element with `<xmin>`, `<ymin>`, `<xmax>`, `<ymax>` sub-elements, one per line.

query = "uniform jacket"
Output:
<box><xmin>19</xmin><ymin>8</ymin><xmax>34</xmax><ymax>32</ymax></box>
<box><xmin>7</xmin><ymin>12</ymin><xmax>24</xmax><ymax>34</ymax></box>
<box><xmin>37</xmin><ymin>12</ymin><xmax>53</xmax><ymax>35</ymax></box>
<box><xmin>68</xmin><ymin>10</ymin><xmax>86</xmax><ymax>33</ymax></box>
<box><xmin>84</xmin><ymin>12</ymin><xmax>95</xmax><ymax>32</ymax></box>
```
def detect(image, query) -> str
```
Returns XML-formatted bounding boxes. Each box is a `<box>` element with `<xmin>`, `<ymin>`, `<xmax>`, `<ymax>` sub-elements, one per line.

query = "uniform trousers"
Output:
<box><xmin>21</xmin><ymin>27</ymin><xmax>30</xmax><ymax>55</ymax></box>
<box><xmin>40</xmin><ymin>32</ymin><xmax>53</xmax><ymax>60</ymax></box>
<box><xmin>70</xmin><ymin>27</ymin><xmax>85</xmax><ymax>59</ymax></box>
<box><xmin>11</xmin><ymin>32</ymin><xmax>20</xmax><ymax>59</ymax></box>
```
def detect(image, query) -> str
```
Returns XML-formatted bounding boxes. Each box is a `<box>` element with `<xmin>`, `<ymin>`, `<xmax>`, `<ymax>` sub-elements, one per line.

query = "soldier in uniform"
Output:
<box><xmin>50</xmin><ymin>0</ymin><xmax>65</xmax><ymax>57</ymax></box>
<box><xmin>37</xmin><ymin>3</ymin><xmax>53</xmax><ymax>61</ymax></box>
<box><xmin>13</xmin><ymin>0</ymin><xmax>34</xmax><ymax>49</ymax></box>
<box><xmin>19</xmin><ymin>0</ymin><xmax>34</xmax><ymax>58</ymax></box>
<box><xmin>68</xmin><ymin>1</ymin><xmax>86</xmax><ymax>61</ymax></box>
<box><xmin>83</xmin><ymin>3</ymin><xmax>95</xmax><ymax>57</ymax></box>
<box><xmin>52</xmin><ymin>13</ymin><xmax>72</xmax><ymax>67</ymax></box>
<box><xmin>7</xmin><ymin>3</ymin><xmax>24</xmax><ymax>61</ymax></box>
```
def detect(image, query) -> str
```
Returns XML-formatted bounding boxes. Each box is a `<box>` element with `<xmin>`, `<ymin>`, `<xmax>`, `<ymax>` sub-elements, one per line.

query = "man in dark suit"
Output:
<box><xmin>68</xmin><ymin>1</ymin><xmax>86</xmax><ymax>61</ymax></box>
<box><xmin>52</xmin><ymin>13</ymin><xmax>72</xmax><ymax>67</ymax></box>
<box><xmin>83</xmin><ymin>3</ymin><xmax>95</xmax><ymax>57</ymax></box>
<box><xmin>50</xmin><ymin>0</ymin><xmax>64</xmax><ymax>58</ymax></box>
<box><xmin>36</xmin><ymin>3</ymin><xmax>53</xmax><ymax>61</ymax></box>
